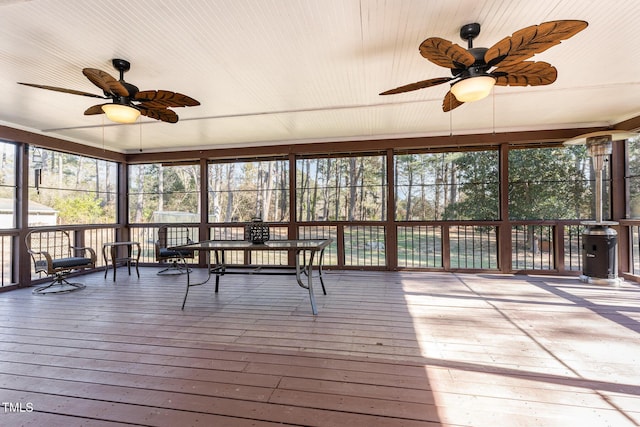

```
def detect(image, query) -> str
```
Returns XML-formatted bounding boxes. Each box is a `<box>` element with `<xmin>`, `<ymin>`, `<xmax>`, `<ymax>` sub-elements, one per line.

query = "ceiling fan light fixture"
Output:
<box><xmin>450</xmin><ymin>75</ymin><xmax>496</xmax><ymax>103</ymax></box>
<box><xmin>101</xmin><ymin>103</ymin><xmax>140</xmax><ymax>123</ymax></box>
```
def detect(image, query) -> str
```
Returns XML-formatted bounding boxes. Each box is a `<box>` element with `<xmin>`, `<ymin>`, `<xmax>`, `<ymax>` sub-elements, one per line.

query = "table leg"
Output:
<box><xmin>102</xmin><ymin>245</ymin><xmax>109</xmax><ymax>279</ymax></box>
<box><xmin>181</xmin><ymin>250</ymin><xmax>216</xmax><ymax>310</ymax></box>
<box><xmin>126</xmin><ymin>244</ymin><xmax>132</xmax><ymax>276</ymax></box>
<box><xmin>318</xmin><ymin>247</ymin><xmax>327</xmax><ymax>295</ymax></box>
<box><xmin>295</xmin><ymin>249</ymin><xmax>318</xmax><ymax>315</ymax></box>
<box><xmin>299</xmin><ymin>251</ymin><xmax>326</xmax><ymax>296</ymax></box>
<box><xmin>213</xmin><ymin>250</ymin><xmax>226</xmax><ymax>293</ymax></box>
<box><xmin>111</xmin><ymin>245</ymin><xmax>117</xmax><ymax>282</ymax></box>
<box><xmin>181</xmin><ymin>254</ymin><xmax>191</xmax><ymax>309</ymax></box>
<box><xmin>134</xmin><ymin>243</ymin><xmax>140</xmax><ymax>278</ymax></box>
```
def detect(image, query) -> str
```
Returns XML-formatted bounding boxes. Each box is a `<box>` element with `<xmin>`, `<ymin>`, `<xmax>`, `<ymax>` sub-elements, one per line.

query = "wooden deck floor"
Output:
<box><xmin>1</xmin><ymin>268</ymin><xmax>639</xmax><ymax>426</ymax></box>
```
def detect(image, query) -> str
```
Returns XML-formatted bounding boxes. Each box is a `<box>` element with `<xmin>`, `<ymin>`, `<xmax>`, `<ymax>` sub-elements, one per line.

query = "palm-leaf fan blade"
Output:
<box><xmin>82</xmin><ymin>68</ymin><xmax>129</xmax><ymax>96</ymax></box>
<box><xmin>493</xmin><ymin>61</ymin><xmax>557</xmax><ymax>86</ymax></box>
<box><xmin>135</xmin><ymin>90</ymin><xmax>200</xmax><ymax>107</ymax></box>
<box><xmin>17</xmin><ymin>82</ymin><xmax>106</xmax><ymax>99</ymax></box>
<box><xmin>380</xmin><ymin>77</ymin><xmax>452</xmax><ymax>95</ymax></box>
<box><xmin>139</xmin><ymin>107</ymin><xmax>179</xmax><ymax>123</ymax></box>
<box><xmin>419</xmin><ymin>37</ymin><xmax>476</xmax><ymax>69</ymax></box>
<box><xmin>442</xmin><ymin>90</ymin><xmax>464</xmax><ymax>112</ymax></box>
<box><xmin>484</xmin><ymin>20</ymin><xmax>588</xmax><ymax>67</ymax></box>
<box><xmin>84</xmin><ymin>104</ymin><xmax>108</xmax><ymax>115</ymax></box>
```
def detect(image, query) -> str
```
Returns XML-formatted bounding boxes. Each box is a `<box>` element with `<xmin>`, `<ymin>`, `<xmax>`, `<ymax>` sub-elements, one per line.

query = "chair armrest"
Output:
<box><xmin>72</xmin><ymin>246</ymin><xmax>97</xmax><ymax>263</ymax></box>
<box><xmin>27</xmin><ymin>249</ymin><xmax>53</xmax><ymax>264</ymax></box>
<box><xmin>27</xmin><ymin>249</ymin><xmax>53</xmax><ymax>274</ymax></box>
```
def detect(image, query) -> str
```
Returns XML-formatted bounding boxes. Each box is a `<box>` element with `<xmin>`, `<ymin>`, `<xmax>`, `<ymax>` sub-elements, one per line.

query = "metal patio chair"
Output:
<box><xmin>26</xmin><ymin>228</ymin><xmax>96</xmax><ymax>294</ymax></box>
<box><xmin>155</xmin><ymin>223</ymin><xmax>195</xmax><ymax>275</ymax></box>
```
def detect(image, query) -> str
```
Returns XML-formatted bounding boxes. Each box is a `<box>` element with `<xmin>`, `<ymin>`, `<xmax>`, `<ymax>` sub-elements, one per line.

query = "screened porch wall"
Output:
<box><xmin>123</xmin><ymin>220</ymin><xmax>583</xmax><ymax>273</ymax></box>
<box><xmin>4</xmin><ymin>124</ymin><xmax>640</xmax><ymax>288</ymax></box>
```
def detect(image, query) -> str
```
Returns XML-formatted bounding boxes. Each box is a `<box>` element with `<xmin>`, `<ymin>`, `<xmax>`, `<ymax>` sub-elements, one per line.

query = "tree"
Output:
<box><xmin>53</xmin><ymin>194</ymin><xmax>104</xmax><ymax>224</ymax></box>
<box><xmin>441</xmin><ymin>146</ymin><xmax>594</xmax><ymax>221</ymax></box>
<box><xmin>443</xmin><ymin>150</ymin><xmax>499</xmax><ymax>220</ymax></box>
<box><xmin>507</xmin><ymin>146</ymin><xmax>592</xmax><ymax>220</ymax></box>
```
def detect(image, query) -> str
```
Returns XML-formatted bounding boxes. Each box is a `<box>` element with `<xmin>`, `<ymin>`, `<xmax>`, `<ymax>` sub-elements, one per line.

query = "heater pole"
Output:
<box><xmin>585</xmin><ymin>136</ymin><xmax>611</xmax><ymax>224</ymax></box>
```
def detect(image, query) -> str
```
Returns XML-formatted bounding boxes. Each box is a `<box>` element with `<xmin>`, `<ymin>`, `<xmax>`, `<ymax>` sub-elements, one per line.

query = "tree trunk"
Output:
<box><xmin>405</xmin><ymin>165</ymin><xmax>413</xmax><ymax>221</ymax></box>
<box><xmin>225</xmin><ymin>164</ymin><xmax>235</xmax><ymax>221</ymax></box>
<box><xmin>449</xmin><ymin>162</ymin><xmax>457</xmax><ymax>211</ymax></box>
<box><xmin>256</xmin><ymin>163</ymin><xmax>264</xmax><ymax>218</ymax></box>
<box><xmin>279</xmin><ymin>163</ymin><xmax>287</xmax><ymax>221</ymax></box>
<box><xmin>381</xmin><ymin>159</ymin><xmax>386</xmax><ymax>221</ymax></box>
<box><xmin>322</xmin><ymin>158</ymin><xmax>332</xmax><ymax>220</ymax></box>
<box><xmin>158</xmin><ymin>166</ymin><xmax>164</xmax><ymax>213</ymax></box>
<box><xmin>297</xmin><ymin>160</ymin><xmax>305</xmax><ymax>221</ymax></box>
<box><xmin>348</xmin><ymin>157</ymin><xmax>358</xmax><ymax>221</ymax></box>
<box><xmin>262</xmin><ymin>162</ymin><xmax>273</xmax><ymax>220</ymax></box>
<box><xmin>334</xmin><ymin>160</ymin><xmax>341</xmax><ymax>220</ymax></box>
<box><xmin>209</xmin><ymin>165</ymin><xmax>221</xmax><ymax>222</ymax></box>
<box><xmin>134</xmin><ymin>166</ymin><xmax>145</xmax><ymax>223</ymax></box>
<box><xmin>311</xmin><ymin>159</ymin><xmax>319</xmax><ymax>221</ymax></box>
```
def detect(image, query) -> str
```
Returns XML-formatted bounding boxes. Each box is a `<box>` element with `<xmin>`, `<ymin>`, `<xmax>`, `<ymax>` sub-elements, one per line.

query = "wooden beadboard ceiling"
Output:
<box><xmin>0</xmin><ymin>0</ymin><xmax>639</xmax><ymax>154</ymax></box>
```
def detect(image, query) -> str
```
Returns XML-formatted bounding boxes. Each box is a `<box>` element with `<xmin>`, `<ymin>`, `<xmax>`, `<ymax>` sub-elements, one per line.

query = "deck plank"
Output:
<box><xmin>0</xmin><ymin>269</ymin><xmax>639</xmax><ymax>426</ymax></box>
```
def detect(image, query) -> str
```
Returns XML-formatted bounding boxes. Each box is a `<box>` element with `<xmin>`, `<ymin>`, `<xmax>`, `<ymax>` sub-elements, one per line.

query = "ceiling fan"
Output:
<box><xmin>18</xmin><ymin>58</ymin><xmax>200</xmax><ymax>123</ymax></box>
<box><xmin>380</xmin><ymin>20</ymin><xmax>588</xmax><ymax>111</ymax></box>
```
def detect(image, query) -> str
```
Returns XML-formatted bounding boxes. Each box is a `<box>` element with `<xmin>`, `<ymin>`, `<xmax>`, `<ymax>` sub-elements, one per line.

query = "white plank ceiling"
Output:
<box><xmin>0</xmin><ymin>0</ymin><xmax>639</xmax><ymax>153</ymax></box>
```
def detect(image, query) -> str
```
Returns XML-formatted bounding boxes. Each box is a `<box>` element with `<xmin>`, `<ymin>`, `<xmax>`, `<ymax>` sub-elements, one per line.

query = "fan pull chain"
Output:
<box><xmin>139</xmin><ymin>116</ymin><xmax>143</xmax><ymax>152</ymax></box>
<box><xmin>492</xmin><ymin>88</ymin><xmax>496</xmax><ymax>135</ymax></box>
<box><xmin>449</xmin><ymin>97</ymin><xmax>453</xmax><ymax>137</ymax></box>
<box><xmin>102</xmin><ymin>115</ymin><xmax>105</xmax><ymax>151</ymax></box>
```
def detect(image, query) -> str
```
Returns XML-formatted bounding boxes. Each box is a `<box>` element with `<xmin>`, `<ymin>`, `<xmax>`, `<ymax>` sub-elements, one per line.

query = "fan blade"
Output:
<box><xmin>420</xmin><ymin>37</ymin><xmax>476</xmax><ymax>69</ymax></box>
<box><xmin>135</xmin><ymin>90</ymin><xmax>200</xmax><ymax>107</ymax></box>
<box><xmin>492</xmin><ymin>61</ymin><xmax>557</xmax><ymax>86</ymax></box>
<box><xmin>380</xmin><ymin>77</ymin><xmax>452</xmax><ymax>95</ymax></box>
<box><xmin>83</xmin><ymin>104</ymin><xmax>109</xmax><ymax>115</ymax></box>
<box><xmin>139</xmin><ymin>107</ymin><xmax>179</xmax><ymax>123</ymax></box>
<box><xmin>82</xmin><ymin>68</ymin><xmax>129</xmax><ymax>97</ymax></box>
<box><xmin>17</xmin><ymin>82</ymin><xmax>107</xmax><ymax>99</ymax></box>
<box><xmin>442</xmin><ymin>90</ymin><xmax>464</xmax><ymax>112</ymax></box>
<box><xmin>484</xmin><ymin>20</ymin><xmax>588</xmax><ymax>67</ymax></box>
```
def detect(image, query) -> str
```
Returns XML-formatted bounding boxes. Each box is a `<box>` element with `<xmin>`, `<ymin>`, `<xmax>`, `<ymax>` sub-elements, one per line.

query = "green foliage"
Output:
<box><xmin>441</xmin><ymin>146</ymin><xmax>595</xmax><ymax>221</ymax></box>
<box><xmin>26</xmin><ymin>143</ymin><xmax>602</xmax><ymax>226</ymax></box>
<box><xmin>627</xmin><ymin>140</ymin><xmax>640</xmax><ymax>218</ymax></box>
<box><xmin>507</xmin><ymin>146</ymin><xmax>593</xmax><ymax>220</ymax></box>
<box><xmin>296</xmin><ymin>156</ymin><xmax>385</xmax><ymax>222</ymax></box>
<box><xmin>442</xmin><ymin>151</ymin><xmax>499</xmax><ymax>220</ymax></box>
<box><xmin>53</xmin><ymin>194</ymin><xmax>105</xmax><ymax>224</ymax></box>
<box><xmin>25</xmin><ymin>147</ymin><xmax>117</xmax><ymax>225</ymax></box>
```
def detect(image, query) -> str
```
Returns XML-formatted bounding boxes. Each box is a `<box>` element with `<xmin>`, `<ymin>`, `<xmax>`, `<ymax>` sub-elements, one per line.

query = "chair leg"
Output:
<box><xmin>32</xmin><ymin>272</ymin><xmax>86</xmax><ymax>295</ymax></box>
<box><xmin>157</xmin><ymin>259</ymin><xmax>192</xmax><ymax>275</ymax></box>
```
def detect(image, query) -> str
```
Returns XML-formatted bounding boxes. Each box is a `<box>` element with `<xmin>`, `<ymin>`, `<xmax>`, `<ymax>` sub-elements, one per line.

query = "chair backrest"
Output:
<box><xmin>155</xmin><ymin>224</ymin><xmax>196</xmax><ymax>262</ymax></box>
<box><xmin>26</xmin><ymin>229</ymin><xmax>74</xmax><ymax>260</ymax></box>
<box><xmin>157</xmin><ymin>224</ymin><xmax>195</xmax><ymax>249</ymax></box>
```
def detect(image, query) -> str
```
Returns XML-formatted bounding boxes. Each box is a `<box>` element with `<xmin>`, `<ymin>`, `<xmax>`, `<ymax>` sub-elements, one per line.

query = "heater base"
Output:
<box><xmin>579</xmin><ymin>274</ymin><xmax>622</xmax><ymax>287</ymax></box>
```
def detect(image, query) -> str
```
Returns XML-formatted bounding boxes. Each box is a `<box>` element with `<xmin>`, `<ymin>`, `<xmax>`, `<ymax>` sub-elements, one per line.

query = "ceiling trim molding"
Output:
<box><xmin>614</xmin><ymin>114</ymin><xmax>640</xmax><ymax>132</ymax></box>
<box><xmin>4</xmin><ymin>115</ymin><xmax>639</xmax><ymax>164</ymax></box>
<box><xmin>0</xmin><ymin>125</ymin><xmax>125</xmax><ymax>162</ymax></box>
<box><xmin>125</xmin><ymin>126</ymin><xmax>610</xmax><ymax>163</ymax></box>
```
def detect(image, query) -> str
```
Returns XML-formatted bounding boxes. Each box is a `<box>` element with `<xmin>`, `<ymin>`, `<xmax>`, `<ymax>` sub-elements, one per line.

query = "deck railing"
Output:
<box><xmin>0</xmin><ymin>233</ymin><xmax>15</xmax><ymax>287</ymax></box>
<box><xmin>127</xmin><ymin>220</ymin><xmax>581</xmax><ymax>272</ymax></box>
<box><xmin>8</xmin><ymin>219</ymin><xmax>640</xmax><ymax>288</ymax></box>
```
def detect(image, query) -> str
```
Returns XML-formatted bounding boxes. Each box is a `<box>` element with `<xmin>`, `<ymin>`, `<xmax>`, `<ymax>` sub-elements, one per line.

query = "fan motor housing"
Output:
<box><xmin>469</xmin><ymin>47</ymin><xmax>487</xmax><ymax>63</ymax></box>
<box><xmin>112</xmin><ymin>58</ymin><xmax>131</xmax><ymax>73</ymax></box>
<box><xmin>460</xmin><ymin>23</ymin><xmax>481</xmax><ymax>44</ymax></box>
<box><xmin>120</xmin><ymin>81</ymin><xmax>139</xmax><ymax>98</ymax></box>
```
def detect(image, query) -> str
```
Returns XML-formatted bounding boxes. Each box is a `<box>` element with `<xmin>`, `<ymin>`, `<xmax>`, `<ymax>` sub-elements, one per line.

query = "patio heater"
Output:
<box><xmin>564</xmin><ymin>130</ymin><xmax>638</xmax><ymax>285</ymax></box>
